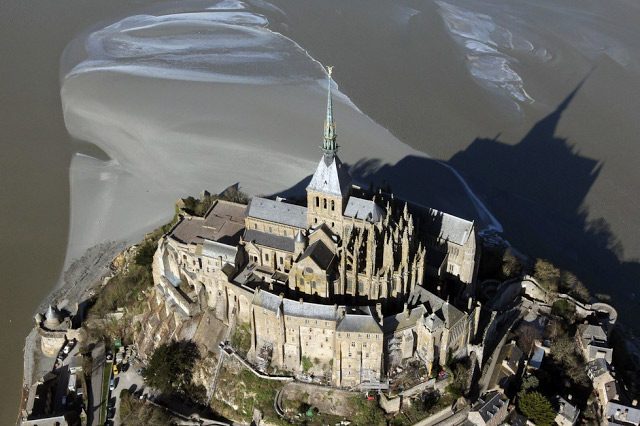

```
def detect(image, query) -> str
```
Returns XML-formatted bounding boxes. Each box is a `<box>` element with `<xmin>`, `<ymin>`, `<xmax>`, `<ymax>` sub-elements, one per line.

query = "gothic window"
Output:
<box><xmin>331</xmin><ymin>200</ymin><xmax>335</xmax><ymax>211</ymax></box>
<box><xmin>324</xmin><ymin>198</ymin><xmax>328</xmax><ymax>209</ymax></box>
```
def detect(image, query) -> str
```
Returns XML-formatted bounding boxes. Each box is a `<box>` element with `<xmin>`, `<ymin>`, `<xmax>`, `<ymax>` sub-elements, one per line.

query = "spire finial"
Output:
<box><xmin>322</xmin><ymin>65</ymin><xmax>338</xmax><ymax>157</ymax></box>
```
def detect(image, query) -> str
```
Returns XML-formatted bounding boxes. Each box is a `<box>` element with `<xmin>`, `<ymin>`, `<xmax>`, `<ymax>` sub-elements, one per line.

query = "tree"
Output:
<box><xmin>551</xmin><ymin>299</ymin><xmax>575</xmax><ymax>322</ymax></box>
<box><xmin>142</xmin><ymin>340</ymin><xmax>200</xmax><ymax>396</ymax></box>
<box><xmin>517</xmin><ymin>323</ymin><xmax>542</xmax><ymax>355</ymax></box>
<box><xmin>521</xmin><ymin>375</ymin><xmax>539</xmax><ymax>392</ymax></box>
<box><xmin>502</xmin><ymin>248</ymin><xmax>523</xmax><ymax>279</ymax></box>
<box><xmin>560</xmin><ymin>270</ymin><xmax>590</xmax><ymax>302</ymax></box>
<box><xmin>518</xmin><ymin>391</ymin><xmax>556</xmax><ymax>426</ymax></box>
<box><xmin>533</xmin><ymin>259</ymin><xmax>560</xmax><ymax>293</ymax></box>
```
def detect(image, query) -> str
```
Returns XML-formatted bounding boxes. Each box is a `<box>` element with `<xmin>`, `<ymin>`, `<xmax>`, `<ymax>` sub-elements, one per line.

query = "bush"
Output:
<box><xmin>533</xmin><ymin>259</ymin><xmax>560</xmax><ymax>293</ymax></box>
<box><xmin>518</xmin><ymin>391</ymin><xmax>556</xmax><ymax>426</ymax></box>
<box><xmin>301</xmin><ymin>356</ymin><xmax>313</xmax><ymax>373</ymax></box>
<box><xmin>551</xmin><ymin>299</ymin><xmax>575</xmax><ymax>321</ymax></box>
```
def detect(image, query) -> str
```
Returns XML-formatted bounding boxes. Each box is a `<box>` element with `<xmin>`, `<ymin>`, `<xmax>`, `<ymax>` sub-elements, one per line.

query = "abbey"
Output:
<box><xmin>145</xmin><ymin>69</ymin><xmax>482</xmax><ymax>388</ymax></box>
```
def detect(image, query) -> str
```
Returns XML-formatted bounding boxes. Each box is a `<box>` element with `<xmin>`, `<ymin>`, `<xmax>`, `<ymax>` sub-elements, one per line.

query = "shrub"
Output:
<box><xmin>518</xmin><ymin>391</ymin><xmax>556</xmax><ymax>426</ymax></box>
<box><xmin>301</xmin><ymin>356</ymin><xmax>313</xmax><ymax>373</ymax></box>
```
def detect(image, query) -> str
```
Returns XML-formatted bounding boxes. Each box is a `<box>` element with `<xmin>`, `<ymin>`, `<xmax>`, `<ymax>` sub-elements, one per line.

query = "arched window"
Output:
<box><xmin>331</xmin><ymin>200</ymin><xmax>335</xmax><ymax>211</ymax></box>
<box><xmin>315</xmin><ymin>196</ymin><xmax>319</xmax><ymax>207</ymax></box>
<box><xmin>323</xmin><ymin>198</ymin><xmax>327</xmax><ymax>209</ymax></box>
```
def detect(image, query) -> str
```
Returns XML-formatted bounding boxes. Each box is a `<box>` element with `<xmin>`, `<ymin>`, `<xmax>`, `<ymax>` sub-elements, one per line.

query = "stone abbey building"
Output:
<box><xmin>146</xmin><ymin>69</ymin><xmax>482</xmax><ymax>388</ymax></box>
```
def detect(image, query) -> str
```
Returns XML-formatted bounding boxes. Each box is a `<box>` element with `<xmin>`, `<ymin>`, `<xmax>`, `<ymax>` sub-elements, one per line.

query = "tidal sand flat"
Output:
<box><xmin>61</xmin><ymin>1</ymin><xmax>494</xmax><ymax>263</ymax></box>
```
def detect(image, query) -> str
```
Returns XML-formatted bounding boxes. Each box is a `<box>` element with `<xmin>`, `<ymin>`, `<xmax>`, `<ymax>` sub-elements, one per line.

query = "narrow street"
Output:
<box><xmin>89</xmin><ymin>342</ymin><xmax>105</xmax><ymax>426</ymax></box>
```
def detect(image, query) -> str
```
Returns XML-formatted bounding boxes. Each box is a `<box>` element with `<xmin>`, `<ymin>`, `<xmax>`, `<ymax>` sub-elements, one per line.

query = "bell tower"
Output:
<box><xmin>306</xmin><ymin>67</ymin><xmax>352</xmax><ymax>234</ymax></box>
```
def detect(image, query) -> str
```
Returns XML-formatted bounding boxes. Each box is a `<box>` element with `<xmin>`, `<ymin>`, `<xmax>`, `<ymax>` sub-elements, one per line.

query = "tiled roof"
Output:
<box><xmin>244</xmin><ymin>229</ymin><xmax>295</xmax><ymax>252</ymax></box>
<box><xmin>247</xmin><ymin>197</ymin><xmax>307</xmax><ymax>229</ymax></box>
<box><xmin>344</xmin><ymin>196</ymin><xmax>384</xmax><ymax>222</ymax></box>
<box><xmin>306</xmin><ymin>155</ymin><xmax>352</xmax><ymax>197</ymax></box>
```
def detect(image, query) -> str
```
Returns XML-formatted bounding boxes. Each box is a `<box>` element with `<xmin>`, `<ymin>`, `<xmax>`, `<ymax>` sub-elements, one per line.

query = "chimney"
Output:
<box><xmin>568</xmin><ymin>394</ymin><xmax>572</xmax><ymax>401</ymax></box>
<box><xmin>468</xmin><ymin>297</ymin><xmax>473</xmax><ymax>311</ymax></box>
<box><xmin>299</xmin><ymin>298</ymin><xmax>304</xmax><ymax>305</ymax></box>
<box><xmin>633</xmin><ymin>400</ymin><xmax>638</xmax><ymax>407</ymax></box>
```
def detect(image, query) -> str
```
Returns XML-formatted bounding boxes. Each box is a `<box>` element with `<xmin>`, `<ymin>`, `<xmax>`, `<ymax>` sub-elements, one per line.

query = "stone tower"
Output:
<box><xmin>306</xmin><ymin>67</ymin><xmax>352</xmax><ymax>234</ymax></box>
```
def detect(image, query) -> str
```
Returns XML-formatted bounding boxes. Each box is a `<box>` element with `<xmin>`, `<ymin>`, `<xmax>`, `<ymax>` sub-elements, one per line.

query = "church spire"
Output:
<box><xmin>322</xmin><ymin>66</ymin><xmax>338</xmax><ymax>157</ymax></box>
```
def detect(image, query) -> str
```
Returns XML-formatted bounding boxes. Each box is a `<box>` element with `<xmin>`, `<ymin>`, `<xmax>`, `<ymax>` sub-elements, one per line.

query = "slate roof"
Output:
<box><xmin>252</xmin><ymin>289</ymin><xmax>337</xmax><ymax>321</ymax></box>
<box><xmin>344</xmin><ymin>196</ymin><xmax>384</xmax><ymax>222</ymax></box>
<box><xmin>337</xmin><ymin>307</ymin><xmax>383</xmax><ymax>334</ymax></box>
<box><xmin>282</xmin><ymin>298</ymin><xmax>336</xmax><ymax>321</ymax></box>
<box><xmin>557</xmin><ymin>396</ymin><xmax>580</xmax><ymax>424</ymax></box>
<box><xmin>408</xmin><ymin>286</ymin><xmax>465</xmax><ymax>328</ymax></box>
<box><xmin>299</xmin><ymin>240</ymin><xmax>334</xmax><ymax>269</ymax></box>
<box><xmin>586</xmin><ymin>358</ymin><xmax>609</xmax><ymax>379</ymax></box>
<box><xmin>422</xmin><ymin>208</ymin><xmax>474</xmax><ymax>246</ymax></box>
<box><xmin>604</xmin><ymin>402</ymin><xmax>640</xmax><ymax>425</ymax></box>
<box><xmin>170</xmin><ymin>200</ymin><xmax>246</xmax><ymax>246</ymax></box>
<box><xmin>244</xmin><ymin>229</ymin><xmax>295</xmax><ymax>252</ymax></box>
<box><xmin>201</xmin><ymin>239</ymin><xmax>238</xmax><ymax>262</ymax></box>
<box><xmin>472</xmin><ymin>391</ymin><xmax>508</xmax><ymax>423</ymax></box>
<box><xmin>306</xmin><ymin>154</ymin><xmax>352</xmax><ymax>197</ymax></box>
<box><xmin>579</xmin><ymin>324</ymin><xmax>608</xmax><ymax>342</ymax></box>
<box><xmin>246</xmin><ymin>197</ymin><xmax>307</xmax><ymax>229</ymax></box>
<box><xmin>383</xmin><ymin>305</ymin><xmax>426</xmax><ymax>334</ymax></box>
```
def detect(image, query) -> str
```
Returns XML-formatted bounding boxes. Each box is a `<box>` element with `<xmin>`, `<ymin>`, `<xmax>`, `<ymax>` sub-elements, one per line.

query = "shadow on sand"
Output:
<box><xmin>273</xmin><ymin>81</ymin><xmax>640</xmax><ymax>329</ymax></box>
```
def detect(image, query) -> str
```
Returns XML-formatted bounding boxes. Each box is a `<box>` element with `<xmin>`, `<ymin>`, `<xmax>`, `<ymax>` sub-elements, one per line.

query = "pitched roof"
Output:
<box><xmin>252</xmin><ymin>289</ymin><xmax>337</xmax><ymax>321</ymax></box>
<box><xmin>244</xmin><ymin>229</ymin><xmax>295</xmax><ymax>252</ymax></box>
<box><xmin>473</xmin><ymin>391</ymin><xmax>508</xmax><ymax>422</ymax></box>
<box><xmin>422</xmin><ymin>208</ymin><xmax>474</xmax><ymax>246</ymax></box>
<box><xmin>306</xmin><ymin>155</ymin><xmax>352</xmax><ymax>197</ymax></box>
<box><xmin>344</xmin><ymin>196</ymin><xmax>384</xmax><ymax>222</ymax></box>
<box><xmin>604</xmin><ymin>402</ymin><xmax>640</xmax><ymax>425</ymax></box>
<box><xmin>408</xmin><ymin>286</ymin><xmax>465</xmax><ymax>328</ymax></box>
<box><xmin>282</xmin><ymin>297</ymin><xmax>337</xmax><ymax>321</ymax></box>
<box><xmin>337</xmin><ymin>307</ymin><xmax>383</xmax><ymax>334</ymax></box>
<box><xmin>299</xmin><ymin>240</ymin><xmax>335</xmax><ymax>269</ymax></box>
<box><xmin>557</xmin><ymin>396</ymin><xmax>580</xmax><ymax>423</ymax></box>
<box><xmin>383</xmin><ymin>305</ymin><xmax>426</xmax><ymax>334</ymax></box>
<box><xmin>247</xmin><ymin>197</ymin><xmax>308</xmax><ymax>229</ymax></box>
